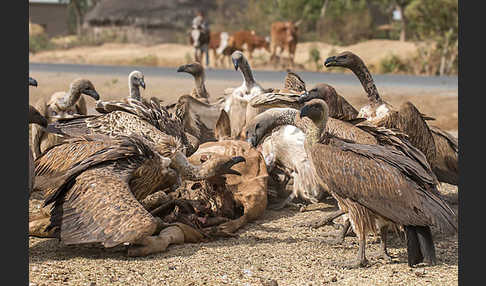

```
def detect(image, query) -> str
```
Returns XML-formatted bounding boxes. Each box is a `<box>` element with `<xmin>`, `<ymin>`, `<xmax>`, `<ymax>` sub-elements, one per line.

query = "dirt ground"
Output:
<box><xmin>28</xmin><ymin>72</ymin><xmax>458</xmax><ymax>286</ymax></box>
<box><xmin>29</xmin><ymin>39</ymin><xmax>420</xmax><ymax>73</ymax></box>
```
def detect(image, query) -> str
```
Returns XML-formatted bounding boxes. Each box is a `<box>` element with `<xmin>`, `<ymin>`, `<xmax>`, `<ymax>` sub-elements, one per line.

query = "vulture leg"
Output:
<box><xmin>342</xmin><ymin>230</ymin><xmax>369</xmax><ymax>269</ymax></box>
<box><xmin>269</xmin><ymin>191</ymin><xmax>295</xmax><ymax>210</ymax></box>
<box><xmin>332</xmin><ymin>218</ymin><xmax>352</xmax><ymax>244</ymax></box>
<box><xmin>356</xmin><ymin>235</ymin><xmax>369</xmax><ymax>268</ymax></box>
<box><xmin>376</xmin><ymin>225</ymin><xmax>394</xmax><ymax>262</ymax></box>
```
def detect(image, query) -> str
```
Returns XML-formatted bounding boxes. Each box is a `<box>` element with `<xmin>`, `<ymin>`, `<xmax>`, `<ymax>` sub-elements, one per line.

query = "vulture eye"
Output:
<box><xmin>255</xmin><ymin>123</ymin><xmax>260</xmax><ymax>130</ymax></box>
<box><xmin>67</xmin><ymin>110</ymin><xmax>74</xmax><ymax>115</ymax></box>
<box><xmin>51</xmin><ymin>110</ymin><xmax>57</xmax><ymax>116</ymax></box>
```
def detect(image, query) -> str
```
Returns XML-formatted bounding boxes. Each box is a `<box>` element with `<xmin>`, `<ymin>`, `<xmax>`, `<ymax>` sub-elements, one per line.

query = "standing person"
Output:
<box><xmin>191</xmin><ymin>10</ymin><xmax>210</xmax><ymax>67</ymax></box>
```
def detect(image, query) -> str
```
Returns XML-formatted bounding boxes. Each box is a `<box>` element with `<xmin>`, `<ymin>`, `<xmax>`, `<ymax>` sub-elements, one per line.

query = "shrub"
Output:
<box><xmin>29</xmin><ymin>33</ymin><xmax>55</xmax><ymax>54</ymax></box>
<box><xmin>308</xmin><ymin>46</ymin><xmax>321</xmax><ymax>71</ymax></box>
<box><xmin>379</xmin><ymin>54</ymin><xmax>409</xmax><ymax>74</ymax></box>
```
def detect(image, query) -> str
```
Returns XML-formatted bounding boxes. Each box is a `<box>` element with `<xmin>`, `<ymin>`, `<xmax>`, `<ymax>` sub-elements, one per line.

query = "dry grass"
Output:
<box><xmin>29</xmin><ymin>40</ymin><xmax>421</xmax><ymax>73</ymax></box>
<box><xmin>29</xmin><ymin>72</ymin><xmax>458</xmax><ymax>286</ymax></box>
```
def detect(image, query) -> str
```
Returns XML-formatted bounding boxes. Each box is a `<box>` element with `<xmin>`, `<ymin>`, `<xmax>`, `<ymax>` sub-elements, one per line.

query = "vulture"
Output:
<box><xmin>283</xmin><ymin>70</ymin><xmax>307</xmax><ymax>93</ymax></box>
<box><xmin>169</xmin><ymin>62</ymin><xmax>227</xmax><ymax>145</ymax></box>
<box><xmin>176</xmin><ymin>62</ymin><xmax>210</xmax><ymax>103</ymax></box>
<box><xmin>32</xmin><ymin>134</ymin><xmax>245</xmax><ymax>256</ymax></box>
<box><xmin>94</xmin><ymin>70</ymin><xmax>148</xmax><ymax>113</ymax></box>
<box><xmin>127</xmin><ymin>70</ymin><xmax>146</xmax><ymax>101</ymax></box>
<box><xmin>246</xmin><ymin>98</ymin><xmax>457</xmax><ymax>268</ymax></box>
<box><xmin>224</xmin><ymin>51</ymin><xmax>266</xmax><ymax>138</ymax></box>
<box><xmin>54</xmin><ymin>97</ymin><xmax>198</xmax><ymax>157</ymax></box>
<box><xmin>29</xmin><ymin>77</ymin><xmax>48</xmax><ymax>195</ymax></box>
<box><xmin>31</xmin><ymin>78</ymin><xmax>100</xmax><ymax>159</ymax></box>
<box><xmin>324</xmin><ymin>51</ymin><xmax>458</xmax><ymax>185</ymax></box>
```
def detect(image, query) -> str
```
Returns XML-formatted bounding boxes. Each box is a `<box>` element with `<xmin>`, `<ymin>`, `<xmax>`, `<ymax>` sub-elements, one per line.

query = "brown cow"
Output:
<box><xmin>270</xmin><ymin>21</ymin><xmax>301</xmax><ymax>66</ymax></box>
<box><xmin>227</xmin><ymin>30</ymin><xmax>270</xmax><ymax>59</ymax></box>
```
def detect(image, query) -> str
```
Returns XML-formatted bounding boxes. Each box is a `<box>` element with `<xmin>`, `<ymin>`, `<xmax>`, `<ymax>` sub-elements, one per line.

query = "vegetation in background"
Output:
<box><xmin>29</xmin><ymin>33</ymin><xmax>55</xmax><ymax>54</ymax></box>
<box><xmin>308</xmin><ymin>46</ymin><xmax>322</xmax><ymax>71</ymax></box>
<box><xmin>379</xmin><ymin>53</ymin><xmax>409</xmax><ymax>73</ymax></box>
<box><xmin>30</xmin><ymin>0</ymin><xmax>458</xmax><ymax>75</ymax></box>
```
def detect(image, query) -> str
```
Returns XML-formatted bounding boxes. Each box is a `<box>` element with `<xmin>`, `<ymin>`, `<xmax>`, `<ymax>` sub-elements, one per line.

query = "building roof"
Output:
<box><xmin>84</xmin><ymin>0</ymin><xmax>216</xmax><ymax>29</ymax></box>
<box><xmin>29</xmin><ymin>0</ymin><xmax>70</xmax><ymax>4</ymax></box>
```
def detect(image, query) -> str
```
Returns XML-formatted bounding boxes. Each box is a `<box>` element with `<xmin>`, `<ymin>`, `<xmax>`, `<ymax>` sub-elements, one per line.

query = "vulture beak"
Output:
<box><xmin>300</xmin><ymin>105</ymin><xmax>311</xmax><ymax>119</ymax></box>
<box><xmin>324</xmin><ymin>56</ymin><xmax>337</xmax><ymax>68</ymax></box>
<box><xmin>30</xmin><ymin>112</ymin><xmax>48</xmax><ymax>128</ymax></box>
<box><xmin>232</xmin><ymin>58</ymin><xmax>239</xmax><ymax>71</ymax></box>
<box><xmin>139</xmin><ymin>78</ymin><xmax>146</xmax><ymax>89</ymax></box>
<box><xmin>82</xmin><ymin>89</ymin><xmax>100</xmax><ymax>101</ymax></box>
<box><xmin>29</xmin><ymin>77</ymin><xmax>38</xmax><ymax>87</ymax></box>
<box><xmin>246</xmin><ymin>137</ymin><xmax>256</xmax><ymax>148</ymax></box>
<box><xmin>298</xmin><ymin>91</ymin><xmax>311</xmax><ymax>104</ymax></box>
<box><xmin>176</xmin><ymin>64</ymin><xmax>188</xmax><ymax>73</ymax></box>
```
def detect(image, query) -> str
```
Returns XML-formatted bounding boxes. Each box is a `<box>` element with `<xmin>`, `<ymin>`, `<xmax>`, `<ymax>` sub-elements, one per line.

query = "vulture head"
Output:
<box><xmin>299</xmin><ymin>98</ymin><xmax>329</xmax><ymax>128</ymax></box>
<box><xmin>324</xmin><ymin>51</ymin><xmax>360</xmax><ymax>69</ymax></box>
<box><xmin>29</xmin><ymin>105</ymin><xmax>47</xmax><ymax>127</ymax></box>
<box><xmin>231</xmin><ymin>50</ymin><xmax>246</xmax><ymax>71</ymax></box>
<box><xmin>129</xmin><ymin>70</ymin><xmax>146</xmax><ymax>90</ymax></box>
<box><xmin>70</xmin><ymin>78</ymin><xmax>100</xmax><ymax>101</ymax></box>
<box><xmin>177</xmin><ymin>62</ymin><xmax>204</xmax><ymax>77</ymax></box>
<box><xmin>29</xmin><ymin>77</ymin><xmax>38</xmax><ymax>87</ymax></box>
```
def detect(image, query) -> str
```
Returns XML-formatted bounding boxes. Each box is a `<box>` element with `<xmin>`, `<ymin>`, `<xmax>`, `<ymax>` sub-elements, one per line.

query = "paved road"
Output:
<box><xmin>30</xmin><ymin>62</ymin><xmax>458</xmax><ymax>94</ymax></box>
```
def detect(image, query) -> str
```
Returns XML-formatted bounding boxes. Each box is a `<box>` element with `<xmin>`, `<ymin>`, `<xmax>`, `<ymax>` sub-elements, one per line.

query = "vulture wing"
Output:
<box><xmin>310</xmin><ymin>142</ymin><xmax>457</xmax><ymax>235</ymax></box>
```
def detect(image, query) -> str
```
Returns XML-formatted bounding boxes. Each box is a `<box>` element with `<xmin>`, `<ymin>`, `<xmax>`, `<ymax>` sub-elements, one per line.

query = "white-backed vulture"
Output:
<box><xmin>224</xmin><ymin>51</ymin><xmax>266</xmax><ymax>138</ymax></box>
<box><xmin>283</xmin><ymin>70</ymin><xmax>307</xmax><ymax>93</ymax></box>
<box><xmin>128</xmin><ymin>70</ymin><xmax>146</xmax><ymax>101</ymax></box>
<box><xmin>29</xmin><ymin>103</ymin><xmax>47</xmax><ymax>195</ymax></box>
<box><xmin>176</xmin><ymin>62</ymin><xmax>210</xmax><ymax>103</ymax></box>
<box><xmin>246</xmin><ymin>98</ymin><xmax>457</xmax><ymax>268</ymax></box>
<box><xmin>53</xmin><ymin>97</ymin><xmax>198</xmax><ymax>157</ymax></box>
<box><xmin>31</xmin><ymin>134</ymin><xmax>245</xmax><ymax>256</ymax></box>
<box><xmin>31</xmin><ymin>78</ymin><xmax>100</xmax><ymax>159</ymax></box>
<box><xmin>324</xmin><ymin>51</ymin><xmax>458</xmax><ymax>185</ymax></box>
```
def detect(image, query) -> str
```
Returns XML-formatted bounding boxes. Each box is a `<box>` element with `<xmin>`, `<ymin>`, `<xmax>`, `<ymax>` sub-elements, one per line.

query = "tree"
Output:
<box><xmin>395</xmin><ymin>0</ymin><xmax>413</xmax><ymax>41</ymax></box>
<box><xmin>68</xmin><ymin>0</ymin><xmax>97</xmax><ymax>35</ymax></box>
<box><xmin>405</xmin><ymin>0</ymin><xmax>458</xmax><ymax>75</ymax></box>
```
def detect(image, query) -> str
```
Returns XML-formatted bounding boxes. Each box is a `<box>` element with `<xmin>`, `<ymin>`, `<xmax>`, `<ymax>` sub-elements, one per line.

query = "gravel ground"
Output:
<box><xmin>29</xmin><ymin>182</ymin><xmax>458</xmax><ymax>286</ymax></box>
<box><xmin>29</xmin><ymin>72</ymin><xmax>458</xmax><ymax>286</ymax></box>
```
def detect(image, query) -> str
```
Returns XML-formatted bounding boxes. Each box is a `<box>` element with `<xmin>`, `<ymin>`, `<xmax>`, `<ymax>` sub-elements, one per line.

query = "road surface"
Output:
<box><xmin>30</xmin><ymin>62</ymin><xmax>458</xmax><ymax>94</ymax></box>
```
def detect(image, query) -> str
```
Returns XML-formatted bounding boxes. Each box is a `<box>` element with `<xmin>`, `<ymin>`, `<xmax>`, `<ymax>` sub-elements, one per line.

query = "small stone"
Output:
<box><xmin>331</xmin><ymin>276</ymin><xmax>337</xmax><ymax>282</ymax></box>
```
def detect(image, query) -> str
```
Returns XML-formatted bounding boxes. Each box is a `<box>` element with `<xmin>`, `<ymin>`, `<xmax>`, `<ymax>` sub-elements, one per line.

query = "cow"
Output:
<box><xmin>209</xmin><ymin>31</ymin><xmax>237</xmax><ymax>68</ymax></box>
<box><xmin>269</xmin><ymin>21</ymin><xmax>301</xmax><ymax>66</ymax></box>
<box><xmin>227</xmin><ymin>30</ymin><xmax>271</xmax><ymax>59</ymax></box>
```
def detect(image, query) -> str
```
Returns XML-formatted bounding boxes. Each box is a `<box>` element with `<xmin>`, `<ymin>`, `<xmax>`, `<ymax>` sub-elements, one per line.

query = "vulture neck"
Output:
<box><xmin>348</xmin><ymin>60</ymin><xmax>383</xmax><ymax>105</ymax></box>
<box><xmin>129</xmin><ymin>80</ymin><xmax>141</xmax><ymax>101</ymax></box>
<box><xmin>194</xmin><ymin>72</ymin><xmax>209</xmax><ymax>98</ymax></box>
<box><xmin>240</xmin><ymin>60</ymin><xmax>257</xmax><ymax>90</ymax></box>
<box><xmin>303</xmin><ymin>118</ymin><xmax>324</xmax><ymax>146</ymax></box>
<box><xmin>59</xmin><ymin>85</ymin><xmax>81</xmax><ymax>109</ymax></box>
<box><xmin>257</xmin><ymin>108</ymin><xmax>311</xmax><ymax>142</ymax></box>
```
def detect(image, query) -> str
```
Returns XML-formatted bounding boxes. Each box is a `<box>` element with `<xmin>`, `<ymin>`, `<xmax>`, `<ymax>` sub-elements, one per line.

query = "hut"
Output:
<box><xmin>83</xmin><ymin>0</ymin><xmax>216</xmax><ymax>44</ymax></box>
